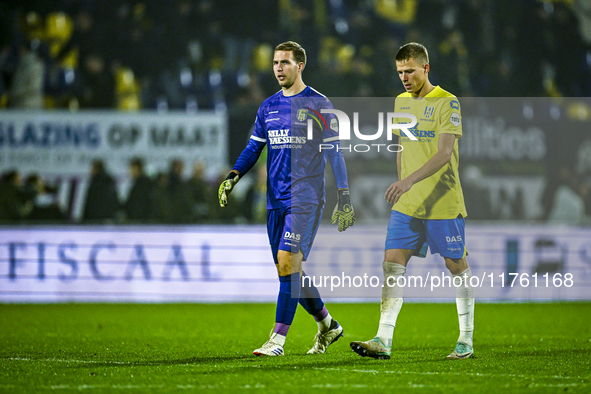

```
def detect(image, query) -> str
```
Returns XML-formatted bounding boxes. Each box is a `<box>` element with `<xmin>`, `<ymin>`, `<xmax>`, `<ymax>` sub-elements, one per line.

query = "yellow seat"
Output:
<box><xmin>115</xmin><ymin>67</ymin><xmax>142</xmax><ymax>111</ymax></box>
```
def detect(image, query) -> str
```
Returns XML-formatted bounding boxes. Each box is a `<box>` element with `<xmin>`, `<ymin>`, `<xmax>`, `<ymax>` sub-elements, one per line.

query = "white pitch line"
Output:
<box><xmin>5</xmin><ymin>358</ymin><xmax>589</xmax><ymax>384</ymax></box>
<box><xmin>311</xmin><ymin>384</ymin><xmax>370</xmax><ymax>389</ymax></box>
<box><xmin>1</xmin><ymin>382</ymin><xmax>582</xmax><ymax>391</ymax></box>
<box><xmin>4</xmin><ymin>357</ymin><xmax>219</xmax><ymax>368</ymax></box>
<box><xmin>313</xmin><ymin>367</ymin><xmax>588</xmax><ymax>381</ymax></box>
<box><xmin>49</xmin><ymin>385</ymin><xmax>201</xmax><ymax>390</ymax></box>
<box><xmin>5</xmin><ymin>357</ymin><xmax>199</xmax><ymax>367</ymax></box>
<box><xmin>6</xmin><ymin>357</ymin><xmax>132</xmax><ymax>365</ymax></box>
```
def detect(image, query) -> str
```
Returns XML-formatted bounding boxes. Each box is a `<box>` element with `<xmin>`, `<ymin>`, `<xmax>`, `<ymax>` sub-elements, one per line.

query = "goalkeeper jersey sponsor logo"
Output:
<box><xmin>268</xmin><ymin>129</ymin><xmax>306</xmax><ymax>147</ymax></box>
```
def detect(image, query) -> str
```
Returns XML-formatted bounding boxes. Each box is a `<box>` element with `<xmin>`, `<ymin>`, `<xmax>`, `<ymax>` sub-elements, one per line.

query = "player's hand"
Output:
<box><xmin>331</xmin><ymin>189</ymin><xmax>355</xmax><ymax>231</ymax></box>
<box><xmin>218</xmin><ymin>172</ymin><xmax>240</xmax><ymax>207</ymax></box>
<box><xmin>385</xmin><ymin>178</ymin><xmax>413</xmax><ymax>204</ymax></box>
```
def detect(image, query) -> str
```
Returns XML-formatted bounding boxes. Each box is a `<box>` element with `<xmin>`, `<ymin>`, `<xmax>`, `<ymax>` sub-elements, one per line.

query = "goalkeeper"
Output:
<box><xmin>218</xmin><ymin>41</ymin><xmax>355</xmax><ymax>357</ymax></box>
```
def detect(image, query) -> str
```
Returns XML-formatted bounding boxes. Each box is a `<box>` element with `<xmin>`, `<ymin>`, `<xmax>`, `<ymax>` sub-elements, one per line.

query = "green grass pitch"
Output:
<box><xmin>1</xmin><ymin>303</ymin><xmax>590</xmax><ymax>392</ymax></box>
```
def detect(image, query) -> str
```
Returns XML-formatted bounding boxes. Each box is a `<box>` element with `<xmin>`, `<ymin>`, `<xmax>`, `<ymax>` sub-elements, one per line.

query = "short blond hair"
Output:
<box><xmin>396</xmin><ymin>42</ymin><xmax>429</xmax><ymax>65</ymax></box>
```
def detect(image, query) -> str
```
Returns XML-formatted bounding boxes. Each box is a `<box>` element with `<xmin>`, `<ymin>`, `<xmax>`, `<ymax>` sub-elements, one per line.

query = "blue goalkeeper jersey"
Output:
<box><xmin>233</xmin><ymin>86</ymin><xmax>348</xmax><ymax>209</ymax></box>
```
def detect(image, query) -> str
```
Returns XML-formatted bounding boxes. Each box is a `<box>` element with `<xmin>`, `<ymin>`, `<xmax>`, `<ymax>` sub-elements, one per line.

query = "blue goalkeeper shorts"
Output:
<box><xmin>267</xmin><ymin>203</ymin><xmax>324</xmax><ymax>264</ymax></box>
<box><xmin>385</xmin><ymin>210</ymin><xmax>467</xmax><ymax>259</ymax></box>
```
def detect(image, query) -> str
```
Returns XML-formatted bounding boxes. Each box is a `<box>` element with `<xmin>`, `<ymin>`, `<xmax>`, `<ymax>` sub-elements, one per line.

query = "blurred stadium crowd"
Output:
<box><xmin>1</xmin><ymin>0</ymin><xmax>591</xmax><ymax>226</ymax></box>
<box><xmin>1</xmin><ymin>0</ymin><xmax>591</xmax><ymax>111</ymax></box>
<box><xmin>0</xmin><ymin>157</ymin><xmax>268</xmax><ymax>224</ymax></box>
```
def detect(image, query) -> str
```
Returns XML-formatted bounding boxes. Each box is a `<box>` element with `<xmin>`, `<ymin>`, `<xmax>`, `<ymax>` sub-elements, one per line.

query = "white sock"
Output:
<box><xmin>270</xmin><ymin>332</ymin><xmax>286</xmax><ymax>346</ymax></box>
<box><xmin>454</xmin><ymin>267</ymin><xmax>474</xmax><ymax>347</ymax></box>
<box><xmin>377</xmin><ymin>262</ymin><xmax>406</xmax><ymax>348</ymax></box>
<box><xmin>376</xmin><ymin>323</ymin><xmax>394</xmax><ymax>347</ymax></box>
<box><xmin>318</xmin><ymin>313</ymin><xmax>332</xmax><ymax>333</ymax></box>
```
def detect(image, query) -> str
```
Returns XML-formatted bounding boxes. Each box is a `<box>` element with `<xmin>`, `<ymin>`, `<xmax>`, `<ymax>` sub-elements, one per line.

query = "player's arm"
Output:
<box><xmin>396</xmin><ymin>135</ymin><xmax>402</xmax><ymax>181</ymax></box>
<box><xmin>218</xmin><ymin>138</ymin><xmax>266</xmax><ymax>207</ymax></box>
<box><xmin>391</xmin><ymin>100</ymin><xmax>403</xmax><ymax>183</ymax></box>
<box><xmin>320</xmin><ymin>99</ymin><xmax>355</xmax><ymax>231</ymax></box>
<box><xmin>385</xmin><ymin>133</ymin><xmax>456</xmax><ymax>204</ymax></box>
<box><xmin>219</xmin><ymin>103</ymin><xmax>269</xmax><ymax>207</ymax></box>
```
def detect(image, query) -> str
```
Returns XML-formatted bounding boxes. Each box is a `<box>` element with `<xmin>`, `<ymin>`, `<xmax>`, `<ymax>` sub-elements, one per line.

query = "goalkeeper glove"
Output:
<box><xmin>218</xmin><ymin>172</ymin><xmax>240</xmax><ymax>207</ymax></box>
<box><xmin>331</xmin><ymin>189</ymin><xmax>355</xmax><ymax>232</ymax></box>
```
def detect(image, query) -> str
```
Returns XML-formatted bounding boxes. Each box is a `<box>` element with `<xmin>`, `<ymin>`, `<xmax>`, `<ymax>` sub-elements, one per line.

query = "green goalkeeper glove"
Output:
<box><xmin>331</xmin><ymin>189</ymin><xmax>355</xmax><ymax>232</ymax></box>
<box><xmin>218</xmin><ymin>172</ymin><xmax>240</xmax><ymax>207</ymax></box>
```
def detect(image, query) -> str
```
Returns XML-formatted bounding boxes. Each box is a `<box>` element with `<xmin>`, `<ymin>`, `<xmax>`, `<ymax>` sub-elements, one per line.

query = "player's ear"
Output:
<box><xmin>424</xmin><ymin>64</ymin><xmax>430</xmax><ymax>74</ymax></box>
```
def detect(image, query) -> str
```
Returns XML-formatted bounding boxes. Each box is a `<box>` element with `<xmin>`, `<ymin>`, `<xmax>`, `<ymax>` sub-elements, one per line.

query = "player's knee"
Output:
<box><xmin>276</xmin><ymin>250</ymin><xmax>302</xmax><ymax>276</ymax></box>
<box><xmin>383</xmin><ymin>261</ymin><xmax>407</xmax><ymax>277</ymax></box>
<box><xmin>445</xmin><ymin>257</ymin><xmax>468</xmax><ymax>275</ymax></box>
<box><xmin>276</xmin><ymin>253</ymin><xmax>291</xmax><ymax>276</ymax></box>
<box><xmin>384</xmin><ymin>249</ymin><xmax>411</xmax><ymax>267</ymax></box>
<box><xmin>277</xmin><ymin>264</ymin><xmax>291</xmax><ymax>276</ymax></box>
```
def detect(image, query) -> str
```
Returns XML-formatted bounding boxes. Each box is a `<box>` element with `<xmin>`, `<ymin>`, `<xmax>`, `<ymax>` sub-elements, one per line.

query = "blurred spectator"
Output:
<box><xmin>8</xmin><ymin>39</ymin><xmax>45</xmax><ymax>108</ymax></box>
<box><xmin>123</xmin><ymin>157</ymin><xmax>153</xmax><ymax>222</ymax></box>
<box><xmin>549</xmin><ymin>3</ymin><xmax>587</xmax><ymax>97</ymax></box>
<box><xmin>43</xmin><ymin>12</ymin><xmax>78</xmax><ymax>108</ymax></box>
<box><xmin>581</xmin><ymin>181</ymin><xmax>591</xmax><ymax>219</ymax></box>
<box><xmin>218</xmin><ymin>0</ymin><xmax>273</xmax><ymax>72</ymax></box>
<box><xmin>76</xmin><ymin>53</ymin><xmax>114</xmax><ymax>108</ymax></box>
<box><xmin>436</xmin><ymin>29</ymin><xmax>470</xmax><ymax>95</ymax></box>
<box><xmin>166</xmin><ymin>158</ymin><xmax>193</xmax><ymax>223</ymax></box>
<box><xmin>23</xmin><ymin>174</ymin><xmax>66</xmax><ymax>221</ymax></box>
<box><xmin>547</xmin><ymin>165</ymin><xmax>588</xmax><ymax>225</ymax></box>
<box><xmin>151</xmin><ymin>172</ymin><xmax>173</xmax><ymax>223</ymax></box>
<box><xmin>0</xmin><ymin>170</ymin><xmax>31</xmax><ymax>221</ymax></box>
<box><xmin>115</xmin><ymin>66</ymin><xmax>141</xmax><ymax>111</ymax></box>
<box><xmin>58</xmin><ymin>9</ymin><xmax>100</xmax><ymax>70</ymax></box>
<box><xmin>82</xmin><ymin>160</ymin><xmax>120</xmax><ymax>223</ymax></box>
<box><xmin>460</xmin><ymin>165</ymin><xmax>493</xmax><ymax>220</ymax></box>
<box><xmin>187</xmin><ymin>161</ymin><xmax>212</xmax><ymax>222</ymax></box>
<box><xmin>373</xmin><ymin>0</ymin><xmax>418</xmax><ymax>41</ymax></box>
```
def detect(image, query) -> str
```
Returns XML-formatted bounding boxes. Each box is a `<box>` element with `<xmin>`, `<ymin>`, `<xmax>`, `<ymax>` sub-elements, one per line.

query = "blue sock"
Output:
<box><xmin>299</xmin><ymin>270</ymin><xmax>325</xmax><ymax>319</ymax></box>
<box><xmin>275</xmin><ymin>273</ymin><xmax>301</xmax><ymax>336</ymax></box>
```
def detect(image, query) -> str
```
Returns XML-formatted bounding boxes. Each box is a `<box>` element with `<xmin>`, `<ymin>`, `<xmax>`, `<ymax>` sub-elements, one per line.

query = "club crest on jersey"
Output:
<box><xmin>424</xmin><ymin>106</ymin><xmax>435</xmax><ymax>119</ymax></box>
<box><xmin>284</xmin><ymin>231</ymin><xmax>301</xmax><ymax>241</ymax></box>
<box><xmin>450</xmin><ymin>100</ymin><xmax>460</xmax><ymax>110</ymax></box>
<box><xmin>297</xmin><ymin>109</ymin><xmax>308</xmax><ymax>122</ymax></box>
